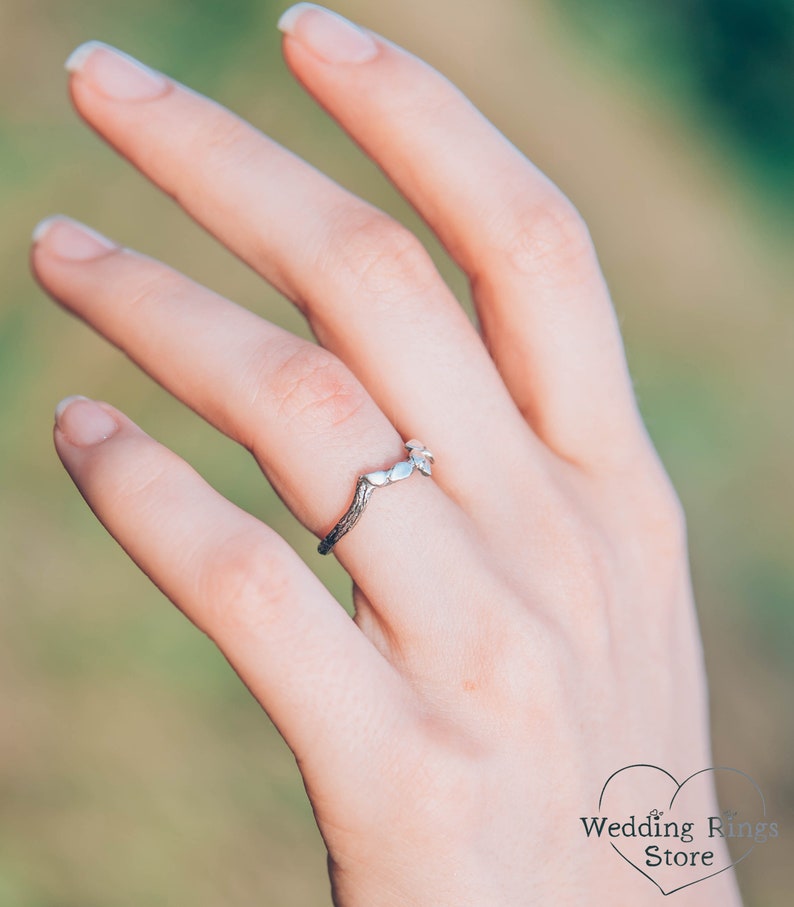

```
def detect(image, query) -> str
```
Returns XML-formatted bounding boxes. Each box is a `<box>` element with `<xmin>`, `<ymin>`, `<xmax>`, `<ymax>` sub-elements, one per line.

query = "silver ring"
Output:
<box><xmin>317</xmin><ymin>440</ymin><xmax>434</xmax><ymax>555</ymax></box>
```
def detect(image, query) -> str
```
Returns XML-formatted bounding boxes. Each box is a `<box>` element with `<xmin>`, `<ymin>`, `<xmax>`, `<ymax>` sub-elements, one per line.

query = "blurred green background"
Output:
<box><xmin>1</xmin><ymin>0</ymin><xmax>792</xmax><ymax>904</ymax></box>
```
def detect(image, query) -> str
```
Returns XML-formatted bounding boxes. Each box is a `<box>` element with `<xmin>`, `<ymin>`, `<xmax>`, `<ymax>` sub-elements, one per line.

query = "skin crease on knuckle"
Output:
<box><xmin>161</xmin><ymin>102</ymin><xmax>262</xmax><ymax>205</ymax></box>
<box><xmin>496</xmin><ymin>192</ymin><xmax>598</xmax><ymax>285</ymax></box>
<box><xmin>119</xmin><ymin>261</ymin><xmax>190</xmax><ymax>324</ymax></box>
<box><xmin>87</xmin><ymin>434</ymin><xmax>179</xmax><ymax>516</ymax></box>
<box><xmin>198</xmin><ymin>530</ymin><xmax>298</xmax><ymax>643</ymax></box>
<box><xmin>318</xmin><ymin>207</ymin><xmax>441</xmax><ymax>306</ymax></box>
<box><xmin>189</xmin><ymin>105</ymin><xmax>256</xmax><ymax>163</ymax></box>
<box><xmin>268</xmin><ymin>342</ymin><xmax>370</xmax><ymax>433</ymax></box>
<box><xmin>365</xmin><ymin>56</ymin><xmax>466</xmax><ymax>131</ymax></box>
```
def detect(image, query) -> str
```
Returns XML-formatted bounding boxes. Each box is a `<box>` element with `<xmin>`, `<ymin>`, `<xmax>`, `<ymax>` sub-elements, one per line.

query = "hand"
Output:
<box><xmin>32</xmin><ymin>5</ymin><xmax>742</xmax><ymax>905</ymax></box>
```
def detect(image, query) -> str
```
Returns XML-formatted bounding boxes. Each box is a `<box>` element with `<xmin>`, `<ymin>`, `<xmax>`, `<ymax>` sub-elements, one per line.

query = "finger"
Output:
<box><xmin>278</xmin><ymin>4</ymin><xmax>647</xmax><ymax>467</ymax></box>
<box><xmin>61</xmin><ymin>39</ymin><xmax>537</xmax><ymax>492</ymax></box>
<box><xmin>52</xmin><ymin>394</ymin><xmax>408</xmax><ymax>794</ymax></box>
<box><xmin>33</xmin><ymin>217</ymin><xmax>488</xmax><ymax>635</ymax></box>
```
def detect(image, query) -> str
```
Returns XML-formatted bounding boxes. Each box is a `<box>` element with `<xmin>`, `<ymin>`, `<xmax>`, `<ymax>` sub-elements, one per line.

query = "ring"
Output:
<box><xmin>317</xmin><ymin>440</ymin><xmax>434</xmax><ymax>555</ymax></box>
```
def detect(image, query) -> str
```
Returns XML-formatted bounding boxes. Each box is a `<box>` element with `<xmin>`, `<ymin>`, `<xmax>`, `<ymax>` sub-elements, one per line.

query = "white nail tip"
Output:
<box><xmin>55</xmin><ymin>395</ymin><xmax>90</xmax><ymax>421</ymax></box>
<box><xmin>32</xmin><ymin>215</ymin><xmax>61</xmax><ymax>244</ymax></box>
<box><xmin>65</xmin><ymin>40</ymin><xmax>108</xmax><ymax>74</ymax></box>
<box><xmin>277</xmin><ymin>3</ymin><xmax>321</xmax><ymax>33</ymax></box>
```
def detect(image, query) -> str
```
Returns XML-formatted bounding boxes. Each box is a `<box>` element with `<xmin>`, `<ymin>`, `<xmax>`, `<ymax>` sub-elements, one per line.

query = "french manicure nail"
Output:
<box><xmin>278</xmin><ymin>3</ymin><xmax>378</xmax><ymax>64</ymax></box>
<box><xmin>32</xmin><ymin>216</ymin><xmax>116</xmax><ymax>261</ymax></box>
<box><xmin>55</xmin><ymin>396</ymin><xmax>120</xmax><ymax>447</ymax></box>
<box><xmin>65</xmin><ymin>40</ymin><xmax>168</xmax><ymax>102</ymax></box>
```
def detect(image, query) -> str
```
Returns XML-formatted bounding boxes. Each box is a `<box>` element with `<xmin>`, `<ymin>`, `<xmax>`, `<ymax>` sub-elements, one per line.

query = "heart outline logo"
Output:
<box><xmin>598</xmin><ymin>764</ymin><xmax>765</xmax><ymax>896</ymax></box>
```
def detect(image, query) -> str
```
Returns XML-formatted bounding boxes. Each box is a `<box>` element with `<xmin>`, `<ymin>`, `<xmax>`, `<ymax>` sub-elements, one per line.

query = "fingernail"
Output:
<box><xmin>65</xmin><ymin>40</ymin><xmax>168</xmax><ymax>102</ymax></box>
<box><xmin>55</xmin><ymin>396</ymin><xmax>120</xmax><ymax>447</ymax></box>
<box><xmin>32</xmin><ymin>216</ymin><xmax>116</xmax><ymax>261</ymax></box>
<box><xmin>278</xmin><ymin>4</ymin><xmax>378</xmax><ymax>64</ymax></box>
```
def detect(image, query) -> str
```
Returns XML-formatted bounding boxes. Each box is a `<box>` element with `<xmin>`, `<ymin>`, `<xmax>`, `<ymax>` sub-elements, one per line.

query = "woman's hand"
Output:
<box><xmin>32</xmin><ymin>5</ymin><xmax>742</xmax><ymax>904</ymax></box>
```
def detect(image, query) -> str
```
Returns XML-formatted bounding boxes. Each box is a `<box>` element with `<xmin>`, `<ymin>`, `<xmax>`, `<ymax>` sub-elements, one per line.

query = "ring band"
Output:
<box><xmin>317</xmin><ymin>440</ymin><xmax>434</xmax><ymax>555</ymax></box>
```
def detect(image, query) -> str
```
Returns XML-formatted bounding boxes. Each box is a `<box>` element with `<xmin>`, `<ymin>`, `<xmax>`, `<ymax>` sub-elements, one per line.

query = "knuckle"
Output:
<box><xmin>524</xmin><ymin>488</ymin><xmax>617</xmax><ymax>620</ymax></box>
<box><xmin>388</xmin><ymin>77</ymin><xmax>461</xmax><ymax>124</ymax></box>
<box><xmin>610</xmin><ymin>451</ymin><xmax>690</xmax><ymax>560</ymax></box>
<box><xmin>498</xmin><ymin>193</ymin><xmax>596</xmax><ymax>281</ymax></box>
<box><xmin>200</xmin><ymin>534</ymin><xmax>295</xmax><ymax>640</ymax></box>
<box><xmin>269</xmin><ymin>344</ymin><xmax>368</xmax><ymax>431</ymax></box>
<box><xmin>637</xmin><ymin>477</ymin><xmax>689</xmax><ymax>558</ymax></box>
<box><xmin>326</xmin><ymin>210</ymin><xmax>437</xmax><ymax>300</ymax></box>
<box><xmin>125</xmin><ymin>265</ymin><xmax>185</xmax><ymax>314</ymax></box>
<box><xmin>103</xmin><ymin>447</ymin><xmax>174</xmax><ymax>511</ymax></box>
<box><xmin>558</xmin><ymin>530</ymin><xmax>614</xmax><ymax>614</ymax></box>
<box><xmin>184</xmin><ymin>108</ymin><xmax>257</xmax><ymax>181</ymax></box>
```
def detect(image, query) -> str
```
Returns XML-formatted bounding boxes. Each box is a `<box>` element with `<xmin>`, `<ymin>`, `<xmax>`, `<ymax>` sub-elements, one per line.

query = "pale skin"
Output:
<box><xmin>31</xmin><ymin>4</ymin><xmax>743</xmax><ymax>905</ymax></box>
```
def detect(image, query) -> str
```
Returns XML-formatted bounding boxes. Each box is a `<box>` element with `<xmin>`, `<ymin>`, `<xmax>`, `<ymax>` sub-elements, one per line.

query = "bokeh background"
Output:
<box><xmin>1</xmin><ymin>0</ymin><xmax>792</xmax><ymax>903</ymax></box>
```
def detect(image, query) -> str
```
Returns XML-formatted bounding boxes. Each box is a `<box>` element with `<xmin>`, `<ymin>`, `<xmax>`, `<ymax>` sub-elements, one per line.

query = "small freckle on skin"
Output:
<box><xmin>462</xmin><ymin>679</ymin><xmax>478</xmax><ymax>692</ymax></box>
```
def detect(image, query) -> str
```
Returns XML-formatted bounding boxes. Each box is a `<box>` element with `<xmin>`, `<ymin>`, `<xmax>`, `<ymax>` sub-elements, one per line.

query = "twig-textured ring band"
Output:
<box><xmin>317</xmin><ymin>440</ymin><xmax>434</xmax><ymax>555</ymax></box>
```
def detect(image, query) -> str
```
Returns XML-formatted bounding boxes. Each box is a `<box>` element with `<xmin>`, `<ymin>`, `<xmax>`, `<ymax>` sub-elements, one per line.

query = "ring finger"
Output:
<box><xmin>32</xmin><ymin>218</ymin><xmax>485</xmax><ymax>633</ymax></box>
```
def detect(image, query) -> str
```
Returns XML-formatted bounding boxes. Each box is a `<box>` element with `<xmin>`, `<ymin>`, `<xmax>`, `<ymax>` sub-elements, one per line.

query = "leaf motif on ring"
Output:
<box><xmin>389</xmin><ymin>460</ymin><xmax>414</xmax><ymax>482</ymax></box>
<box><xmin>409</xmin><ymin>452</ymin><xmax>432</xmax><ymax>476</ymax></box>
